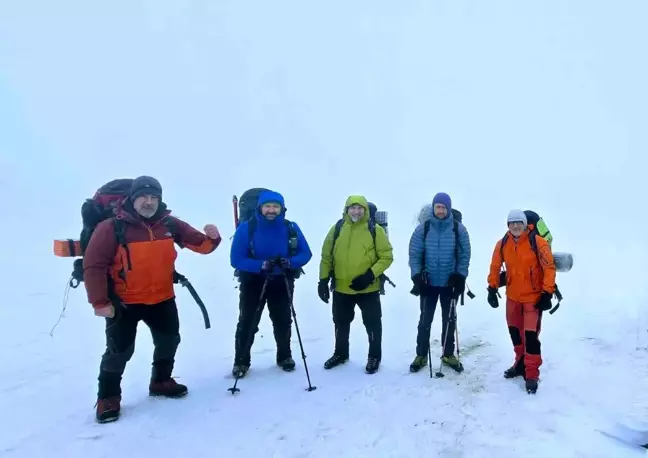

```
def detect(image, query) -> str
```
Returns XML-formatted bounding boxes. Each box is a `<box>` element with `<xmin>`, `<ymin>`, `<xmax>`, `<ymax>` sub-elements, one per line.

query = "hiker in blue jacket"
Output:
<box><xmin>230</xmin><ymin>190</ymin><xmax>312</xmax><ymax>377</ymax></box>
<box><xmin>408</xmin><ymin>192</ymin><xmax>471</xmax><ymax>373</ymax></box>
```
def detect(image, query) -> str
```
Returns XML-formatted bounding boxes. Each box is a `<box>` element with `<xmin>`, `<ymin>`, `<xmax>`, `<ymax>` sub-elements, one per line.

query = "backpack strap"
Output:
<box><xmin>113</xmin><ymin>217</ymin><xmax>132</xmax><ymax>284</ymax></box>
<box><xmin>452</xmin><ymin>219</ymin><xmax>460</xmax><ymax>269</ymax></box>
<box><xmin>328</xmin><ymin>219</ymin><xmax>345</xmax><ymax>277</ymax></box>
<box><xmin>247</xmin><ymin>217</ymin><xmax>258</xmax><ymax>257</ymax></box>
<box><xmin>368</xmin><ymin>219</ymin><xmax>377</xmax><ymax>258</ymax></box>
<box><xmin>420</xmin><ymin>220</ymin><xmax>432</xmax><ymax>273</ymax></box>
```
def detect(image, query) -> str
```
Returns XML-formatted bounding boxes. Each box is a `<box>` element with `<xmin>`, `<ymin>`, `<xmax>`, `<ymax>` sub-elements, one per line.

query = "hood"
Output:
<box><xmin>343</xmin><ymin>195</ymin><xmax>370</xmax><ymax>224</ymax></box>
<box><xmin>256</xmin><ymin>190</ymin><xmax>286</xmax><ymax>223</ymax></box>
<box><xmin>417</xmin><ymin>203</ymin><xmax>454</xmax><ymax>224</ymax></box>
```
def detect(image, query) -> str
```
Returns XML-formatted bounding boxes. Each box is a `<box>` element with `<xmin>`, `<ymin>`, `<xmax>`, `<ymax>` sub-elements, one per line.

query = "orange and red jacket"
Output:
<box><xmin>83</xmin><ymin>207</ymin><xmax>220</xmax><ymax>308</ymax></box>
<box><xmin>487</xmin><ymin>229</ymin><xmax>556</xmax><ymax>304</ymax></box>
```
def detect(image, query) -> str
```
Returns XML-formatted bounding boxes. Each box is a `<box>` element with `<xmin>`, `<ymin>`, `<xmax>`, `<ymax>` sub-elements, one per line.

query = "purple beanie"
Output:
<box><xmin>432</xmin><ymin>192</ymin><xmax>452</xmax><ymax>211</ymax></box>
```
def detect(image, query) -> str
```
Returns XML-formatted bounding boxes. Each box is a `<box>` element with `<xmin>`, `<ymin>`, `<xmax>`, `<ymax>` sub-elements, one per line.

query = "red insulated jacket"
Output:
<box><xmin>83</xmin><ymin>204</ymin><xmax>220</xmax><ymax>308</ymax></box>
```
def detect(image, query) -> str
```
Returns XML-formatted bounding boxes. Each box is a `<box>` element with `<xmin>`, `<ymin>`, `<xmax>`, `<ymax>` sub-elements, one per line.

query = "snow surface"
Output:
<box><xmin>1</xmin><ymin>0</ymin><xmax>647</xmax><ymax>457</ymax></box>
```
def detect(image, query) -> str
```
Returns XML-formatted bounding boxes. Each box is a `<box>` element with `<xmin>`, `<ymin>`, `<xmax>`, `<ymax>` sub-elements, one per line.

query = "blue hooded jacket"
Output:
<box><xmin>230</xmin><ymin>190</ymin><xmax>312</xmax><ymax>275</ymax></box>
<box><xmin>408</xmin><ymin>209</ymin><xmax>471</xmax><ymax>286</ymax></box>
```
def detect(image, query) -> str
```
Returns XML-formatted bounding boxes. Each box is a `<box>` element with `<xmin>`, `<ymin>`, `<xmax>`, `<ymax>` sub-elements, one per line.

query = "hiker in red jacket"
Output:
<box><xmin>83</xmin><ymin>176</ymin><xmax>221</xmax><ymax>423</ymax></box>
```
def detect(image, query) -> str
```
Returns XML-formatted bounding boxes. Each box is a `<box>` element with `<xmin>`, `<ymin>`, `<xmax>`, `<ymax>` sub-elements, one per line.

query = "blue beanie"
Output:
<box><xmin>432</xmin><ymin>192</ymin><xmax>452</xmax><ymax>211</ymax></box>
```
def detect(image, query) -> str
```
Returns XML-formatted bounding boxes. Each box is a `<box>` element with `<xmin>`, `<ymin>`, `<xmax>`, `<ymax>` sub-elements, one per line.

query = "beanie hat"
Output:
<box><xmin>432</xmin><ymin>192</ymin><xmax>452</xmax><ymax>211</ymax></box>
<box><xmin>130</xmin><ymin>176</ymin><xmax>162</xmax><ymax>201</ymax></box>
<box><xmin>507</xmin><ymin>209</ymin><xmax>527</xmax><ymax>227</ymax></box>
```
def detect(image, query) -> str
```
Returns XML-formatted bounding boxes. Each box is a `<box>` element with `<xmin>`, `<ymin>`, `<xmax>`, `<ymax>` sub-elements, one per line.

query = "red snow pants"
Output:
<box><xmin>506</xmin><ymin>298</ymin><xmax>543</xmax><ymax>380</ymax></box>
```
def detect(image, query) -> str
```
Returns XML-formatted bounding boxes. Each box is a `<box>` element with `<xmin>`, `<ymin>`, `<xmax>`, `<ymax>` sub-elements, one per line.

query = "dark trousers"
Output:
<box><xmin>416</xmin><ymin>286</ymin><xmax>456</xmax><ymax>357</ymax></box>
<box><xmin>332</xmin><ymin>291</ymin><xmax>382</xmax><ymax>360</ymax></box>
<box><xmin>98</xmin><ymin>298</ymin><xmax>180</xmax><ymax>398</ymax></box>
<box><xmin>234</xmin><ymin>274</ymin><xmax>294</xmax><ymax>365</ymax></box>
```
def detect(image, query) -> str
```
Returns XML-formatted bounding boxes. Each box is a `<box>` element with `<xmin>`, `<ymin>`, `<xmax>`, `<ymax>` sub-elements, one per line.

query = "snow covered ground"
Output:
<box><xmin>1</xmin><ymin>1</ymin><xmax>647</xmax><ymax>457</ymax></box>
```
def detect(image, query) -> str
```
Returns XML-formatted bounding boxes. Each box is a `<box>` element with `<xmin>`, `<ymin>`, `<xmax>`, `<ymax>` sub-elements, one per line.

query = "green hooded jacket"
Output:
<box><xmin>319</xmin><ymin>195</ymin><xmax>394</xmax><ymax>295</ymax></box>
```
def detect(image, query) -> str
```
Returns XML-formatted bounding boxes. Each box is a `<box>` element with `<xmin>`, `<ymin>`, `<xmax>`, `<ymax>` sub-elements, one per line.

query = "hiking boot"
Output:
<box><xmin>526</xmin><ymin>378</ymin><xmax>538</xmax><ymax>394</ymax></box>
<box><xmin>365</xmin><ymin>357</ymin><xmax>380</xmax><ymax>374</ymax></box>
<box><xmin>441</xmin><ymin>355</ymin><xmax>464</xmax><ymax>373</ymax></box>
<box><xmin>149</xmin><ymin>378</ymin><xmax>188</xmax><ymax>398</ymax></box>
<box><xmin>409</xmin><ymin>355</ymin><xmax>428</xmax><ymax>372</ymax></box>
<box><xmin>96</xmin><ymin>395</ymin><xmax>121</xmax><ymax>423</ymax></box>
<box><xmin>277</xmin><ymin>357</ymin><xmax>296</xmax><ymax>372</ymax></box>
<box><xmin>324</xmin><ymin>354</ymin><xmax>348</xmax><ymax>369</ymax></box>
<box><xmin>503</xmin><ymin>360</ymin><xmax>525</xmax><ymax>379</ymax></box>
<box><xmin>232</xmin><ymin>363</ymin><xmax>250</xmax><ymax>378</ymax></box>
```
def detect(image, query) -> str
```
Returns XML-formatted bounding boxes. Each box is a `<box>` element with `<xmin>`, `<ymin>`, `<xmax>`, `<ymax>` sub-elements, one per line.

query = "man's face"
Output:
<box><xmin>133</xmin><ymin>194</ymin><xmax>159</xmax><ymax>219</ymax></box>
<box><xmin>508</xmin><ymin>221</ymin><xmax>526</xmax><ymax>237</ymax></box>
<box><xmin>347</xmin><ymin>204</ymin><xmax>365</xmax><ymax>222</ymax></box>
<box><xmin>434</xmin><ymin>203</ymin><xmax>448</xmax><ymax>219</ymax></box>
<box><xmin>261</xmin><ymin>202</ymin><xmax>282</xmax><ymax>220</ymax></box>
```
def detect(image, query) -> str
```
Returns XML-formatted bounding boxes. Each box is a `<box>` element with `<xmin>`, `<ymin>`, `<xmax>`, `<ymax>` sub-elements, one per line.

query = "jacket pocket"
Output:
<box><xmin>529</xmin><ymin>267</ymin><xmax>540</xmax><ymax>292</ymax></box>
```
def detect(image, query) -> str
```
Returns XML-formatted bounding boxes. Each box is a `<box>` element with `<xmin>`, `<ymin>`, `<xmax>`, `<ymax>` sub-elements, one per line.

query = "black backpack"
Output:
<box><xmin>234</xmin><ymin>188</ymin><xmax>303</xmax><ymax>279</ymax></box>
<box><xmin>328</xmin><ymin>201</ymin><xmax>395</xmax><ymax>294</ymax></box>
<box><xmin>67</xmin><ymin>179</ymin><xmax>134</xmax><ymax>288</ymax></box>
<box><xmin>419</xmin><ymin>208</ymin><xmax>474</xmax><ymax>302</ymax></box>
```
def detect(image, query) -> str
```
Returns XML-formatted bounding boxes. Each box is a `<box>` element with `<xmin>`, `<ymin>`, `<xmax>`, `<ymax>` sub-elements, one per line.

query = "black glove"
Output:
<box><xmin>410</xmin><ymin>273</ymin><xmax>424</xmax><ymax>296</ymax></box>
<box><xmin>349</xmin><ymin>269</ymin><xmax>375</xmax><ymax>291</ymax></box>
<box><xmin>318</xmin><ymin>278</ymin><xmax>330</xmax><ymax>303</ymax></box>
<box><xmin>535</xmin><ymin>291</ymin><xmax>552</xmax><ymax>311</ymax></box>
<box><xmin>448</xmin><ymin>272</ymin><xmax>466</xmax><ymax>298</ymax></box>
<box><xmin>261</xmin><ymin>259</ymin><xmax>276</xmax><ymax>272</ymax></box>
<box><xmin>487</xmin><ymin>286</ymin><xmax>499</xmax><ymax>308</ymax></box>
<box><xmin>278</xmin><ymin>257</ymin><xmax>291</xmax><ymax>270</ymax></box>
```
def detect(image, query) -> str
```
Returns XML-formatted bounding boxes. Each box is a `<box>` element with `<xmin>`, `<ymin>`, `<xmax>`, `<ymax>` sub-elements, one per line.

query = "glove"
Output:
<box><xmin>448</xmin><ymin>272</ymin><xmax>466</xmax><ymax>298</ymax></box>
<box><xmin>261</xmin><ymin>259</ymin><xmax>276</xmax><ymax>272</ymax></box>
<box><xmin>535</xmin><ymin>291</ymin><xmax>552</xmax><ymax>311</ymax></box>
<box><xmin>349</xmin><ymin>269</ymin><xmax>375</xmax><ymax>291</ymax></box>
<box><xmin>318</xmin><ymin>278</ymin><xmax>330</xmax><ymax>303</ymax></box>
<box><xmin>487</xmin><ymin>287</ymin><xmax>499</xmax><ymax>308</ymax></box>
<box><xmin>410</xmin><ymin>273</ymin><xmax>424</xmax><ymax>296</ymax></box>
<box><xmin>278</xmin><ymin>257</ymin><xmax>291</xmax><ymax>270</ymax></box>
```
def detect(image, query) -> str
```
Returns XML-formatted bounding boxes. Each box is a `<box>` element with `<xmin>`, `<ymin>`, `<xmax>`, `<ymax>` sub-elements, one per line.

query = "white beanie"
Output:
<box><xmin>507</xmin><ymin>209</ymin><xmax>527</xmax><ymax>226</ymax></box>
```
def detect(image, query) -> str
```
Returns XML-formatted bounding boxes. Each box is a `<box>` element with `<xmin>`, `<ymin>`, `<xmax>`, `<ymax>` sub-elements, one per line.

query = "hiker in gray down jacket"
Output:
<box><xmin>407</xmin><ymin>192</ymin><xmax>471</xmax><ymax>374</ymax></box>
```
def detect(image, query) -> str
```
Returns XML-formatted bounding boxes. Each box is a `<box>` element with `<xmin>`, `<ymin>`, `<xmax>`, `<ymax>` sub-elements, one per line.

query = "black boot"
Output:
<box><xmin>277</xmin><ymin>357</ymin><xmax>296</xmax><ymax>372</ymax></box>
<box><xmin>365</xmin><ymin>357</ymin><xmax>380</xmax><ymax>374</ymax></box>
<box><xmin>503</xmin><ymin>359</ymin><xmax>525</xmax><ymax>379</ymax></box>
<box><xmin>525</xmin><ymin>378</ymin><xmax>538</xmax><ymax>394</ymax></box>
<box><xmin>324</xmin><ymin>354</ymin><xmax>348</xmax><ymax>369</ymax></box>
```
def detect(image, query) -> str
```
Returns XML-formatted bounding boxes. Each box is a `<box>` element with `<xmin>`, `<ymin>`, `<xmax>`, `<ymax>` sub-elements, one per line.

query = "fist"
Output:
<box><xmin>94</xmin><ymin>305</ymin><xmax>115</xmax><ymax>318</ymax></box>
<box><xmin>204</xmin><ymin>224</ymin><xmax>220</xmax><ymax>240</ymax></box>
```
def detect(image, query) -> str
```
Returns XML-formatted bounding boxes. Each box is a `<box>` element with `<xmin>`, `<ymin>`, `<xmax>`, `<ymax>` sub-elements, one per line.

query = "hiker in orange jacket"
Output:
<box><xmin>487</xmin><ymin>209</ymin><xmax>556</xmax><ymax>394</ymax></box>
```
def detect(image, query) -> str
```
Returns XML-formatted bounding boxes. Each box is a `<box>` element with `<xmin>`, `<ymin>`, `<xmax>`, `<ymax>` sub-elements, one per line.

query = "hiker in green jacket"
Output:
<box><xmin>317</xmin><ymin>195</ymin><xmax>394</xmax><ymax>374</ymax></box>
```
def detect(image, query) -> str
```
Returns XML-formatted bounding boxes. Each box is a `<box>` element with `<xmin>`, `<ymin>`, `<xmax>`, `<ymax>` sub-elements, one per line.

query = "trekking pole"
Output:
<box><xmin>282</xmin><ymin>274</ymin><xmax>317</xmax><ymax>391</ymax></box>
<box><xmin>435</xmin><ymin>298</ymin><xmax>457</xmax><ymax>378</ymax></box>
<box><xmin>423</xmin><ymin>295</ymin><xmax>433</xmax><ymax>379</ymax></box>
<box><xmin>454</xmin><ymin>300</ymin><xmax>461</xmax><ymax>365</ymax></box>
<box><xmin>228</xmin><ymin>277</ymin><xmax>269</xmax><ymax>394</ymax></box>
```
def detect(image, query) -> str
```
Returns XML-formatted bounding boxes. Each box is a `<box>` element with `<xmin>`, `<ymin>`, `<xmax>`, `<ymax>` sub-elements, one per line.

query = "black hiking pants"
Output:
<box><xmin>332</xmin><ymin>291</ymin><xmax>382</xmax><ymax>360</ymax></box>
<box><xmin>98</xmin><ymin>298</ymin><xmax>180</xmax><ymax>398</ymax></box>
<box><xmin>234</xmin><ymin>274</ymin><xmax>294</xmax><ymax>366</ymax></box>
<box><xmin>416</xmin><ymin>286</ymin><xmax>456</xmax><ymax>358</ymax></box>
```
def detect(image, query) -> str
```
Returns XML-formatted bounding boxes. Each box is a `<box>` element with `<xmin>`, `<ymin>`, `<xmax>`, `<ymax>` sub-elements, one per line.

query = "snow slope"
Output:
<box><xmin>1</xmin><ymin>1</ymin><xmax>647</xmax><ymax>457</ymax></box>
